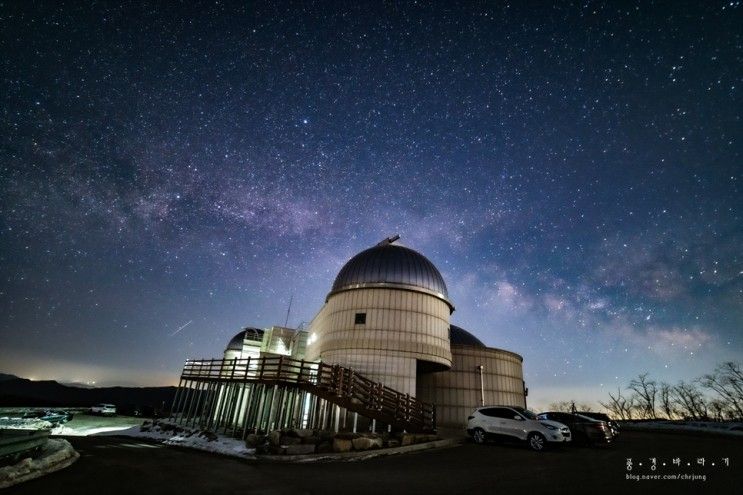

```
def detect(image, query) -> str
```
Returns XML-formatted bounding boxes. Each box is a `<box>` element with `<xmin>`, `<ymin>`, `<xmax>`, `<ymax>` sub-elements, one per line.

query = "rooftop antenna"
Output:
<box><xmin>284</xmin><ymin>293</ymin><xmax>293</xmax><ymax>328</ymax></box>
<box><xmin>376</xmin><ymin>234</ymin><xmax>400</xmax><ymax>247</ymax></box>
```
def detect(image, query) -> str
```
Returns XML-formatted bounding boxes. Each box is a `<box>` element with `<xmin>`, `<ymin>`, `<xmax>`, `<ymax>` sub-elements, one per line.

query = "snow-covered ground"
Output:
<box><xmin>98</xmin><ymin>421</ymin><xmax>256</xmax><ymax>459</ymax></box>
<box><xmin>50</xmin><ymin>423</ymin><xmax>138</xmax><ymax>436</ymax></box>
<box><xmin>0</xmin><ymin>439</ymin><xmax>79</xmax><ymax>489</ymax></box>
<box><xmin>0</xmin><ymin>418</ymin><xmax>53</xmax><ymax>430</ymax></box>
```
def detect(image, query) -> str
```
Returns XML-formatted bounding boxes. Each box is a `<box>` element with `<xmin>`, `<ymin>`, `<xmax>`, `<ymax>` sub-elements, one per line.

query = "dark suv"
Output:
<box><xmin>537</xmin><ymin>412</ymin><xmax>613</xmax><ymax>445</ymax></box>
<box><xmin>576</xmin><ymin>411</ymin><xmax>620</xmax><ymax>437</ymax></box>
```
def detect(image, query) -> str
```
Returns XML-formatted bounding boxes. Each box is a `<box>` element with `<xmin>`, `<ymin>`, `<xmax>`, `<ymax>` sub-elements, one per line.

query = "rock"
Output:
<box><xmin>401</xmin><ymin>433</ymin><xmax>415</xmax><ymax>446</ymax></box>
<box><xmin>386</xmin><ymin>439</ymin><xmax>400</xmax><ymax>448</ymax></box>
<box><xmin>280</xmin><ymin>436</ymin><xmax>302</xmax><ymax>446</ymax></box>
<box><xmin>318</xmin><ymin>430</ymin><xmax>335</xmax><ymax>441</ymax></box>
<box><xmin>245</xmin><ymin>434</ymin><xmax>264</xmax><ymax>447</ymax></box>
<box><xmin>332</xmin><ymin>438</ymin><xmax>353</xmax><ymax>453</ymax></box>
<box><xmin>334</xmin><ymin>432</ymin><xmax>357</xmax><ymax>440</ymax></box>
<box><xmin>285</xmin><ymin>444</ymin><xmax>316</xmax><ymax>455</ymax></box>
<box><xmin>268</xmin><ymin>445</ymin><xmax>286</xmax><ymax>455</ymax></box>
<box><xmin>352</xmin><ymin>437</ymin><xmax>383</xmax><ymax>451</ymax></box>
<box><xmin>292</xmin><ymin>428</ymin><xmax>315</xmax><ymax>438</ymax></box>
<box><xmin>316</xmin><ymin>441</ymin><xmax>333</xmax><ymax>454</ymax></box>
<box><xmin>268</xmin><ymin>430</ymin><xmax>281</xmax><ymax>446</ymax></box>
<box><xmin>282</xmin><ymin>429</ymin><xmax>300</xmax><ymax>438</ymax></box>
<box><xmin>301</xmin><ymin>436</ymin><xmax>320</xmax><ymax>445</ymax></box>
<box><xmin>198</xmin><ymin>431</ymin><xmax>218</xmax><ymax>441</ymax></box>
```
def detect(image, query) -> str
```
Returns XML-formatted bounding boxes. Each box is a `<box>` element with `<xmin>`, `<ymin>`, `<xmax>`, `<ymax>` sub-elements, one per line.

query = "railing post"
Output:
<box><xmin>336</xmin><ymin>365</ymin><xmax>343</xmax><ymax>397</ymax></box>
<box><xmin>298</xmin><ymin>359</ymin><xmax>305</xmax><ymax>383</ymax></box>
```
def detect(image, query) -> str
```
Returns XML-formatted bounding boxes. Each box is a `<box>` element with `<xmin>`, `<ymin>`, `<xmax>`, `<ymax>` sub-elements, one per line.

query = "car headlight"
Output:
<box><xmin>543</xmin><ymin>424</ymin><xmax>558</xmax><ymax>430</ymax></box>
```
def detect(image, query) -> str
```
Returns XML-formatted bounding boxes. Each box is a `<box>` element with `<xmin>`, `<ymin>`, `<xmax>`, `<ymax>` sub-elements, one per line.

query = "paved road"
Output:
<box><xmin>5</xmin><ymin>431</ymin><xmax>741</xmax><ymax>494</ymax></box>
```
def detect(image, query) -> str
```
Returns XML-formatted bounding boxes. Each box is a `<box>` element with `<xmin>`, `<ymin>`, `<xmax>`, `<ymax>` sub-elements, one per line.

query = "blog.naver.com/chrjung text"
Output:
<box><xmin>626</xmin><ymin>473</ymin><xmax>706</xmax><ymax>482</ymax></box>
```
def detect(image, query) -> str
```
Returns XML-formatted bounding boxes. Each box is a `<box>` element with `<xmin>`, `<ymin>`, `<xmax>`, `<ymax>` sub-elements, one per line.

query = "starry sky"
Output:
<box><xmin>1</xmin><ymin>1</ymin><xmax>740</xmax><ymax>409</ymax></box>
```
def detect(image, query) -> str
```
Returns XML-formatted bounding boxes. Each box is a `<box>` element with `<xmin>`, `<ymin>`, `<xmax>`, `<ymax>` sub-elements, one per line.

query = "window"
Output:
<box><xmin>479</xmin><ymin>408</ymin><xmax>499</xmax><ymax>417</ymax></box>
<box><xmin>354</xmin><ymin>312</ymin><xmax>366</xmax><ymax>325</ymax></box>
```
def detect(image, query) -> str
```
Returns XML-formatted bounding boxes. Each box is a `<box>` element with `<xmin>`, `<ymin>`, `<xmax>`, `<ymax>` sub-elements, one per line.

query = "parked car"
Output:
<box><xmin>90</xmin><ymin>404</ymin><xmax>117</xmax><ymax>416</ymax></box>
<box><xmin>576</xmin><ymin>411</ymin><xmax>620</xmax><ymax>437</ymax></box>
<box><xmin>537</xmin><ymin>412</ymin><xmax>613</xmax><ymax>445</ymax></box>
<box><xmin>21</xmin><ymin>409</ymin><xmax>73</xmax><ymax>426</ymax></box>
<box><xmin>467</xmin><ymin>405</ymin><xmax>571</xmax><ymax>451</ymax></box>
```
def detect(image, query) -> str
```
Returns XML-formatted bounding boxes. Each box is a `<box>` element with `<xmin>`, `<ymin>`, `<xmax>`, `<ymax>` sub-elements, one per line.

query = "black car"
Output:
<box><xmin>537</xmin><ymin>412</ymin><xmax>613</xmax><ymax>445</ymax></box>
<box><xmin>576</xmin><ymin>411</ymin><xmax>620</xmax><ymax>437</ymax></box>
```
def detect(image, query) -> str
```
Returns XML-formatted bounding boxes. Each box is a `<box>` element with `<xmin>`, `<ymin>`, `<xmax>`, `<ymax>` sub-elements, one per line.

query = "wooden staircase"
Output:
<box><xmin>175</xmin><ymin>356</ymin><xmax>436</xmax><ymax>433</ymax></box>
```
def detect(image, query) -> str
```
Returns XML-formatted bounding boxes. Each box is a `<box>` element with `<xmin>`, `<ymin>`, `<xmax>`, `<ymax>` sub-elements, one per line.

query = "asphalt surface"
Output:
<box><xmin>4</xmin><ymin>430</ymin><xmax>741</xmax><ymax>495</ymax></box>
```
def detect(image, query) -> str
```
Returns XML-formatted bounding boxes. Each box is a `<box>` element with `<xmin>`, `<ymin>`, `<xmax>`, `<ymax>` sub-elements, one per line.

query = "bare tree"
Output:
<box><xmin>707</xmin><ymin>399</ymin><xmax>731</xmax><ymax>422</ymax></box>
<box><xmin>658</xmin><ymin>382</ymin><xmax>676</xmax><ymax>419</ymax></box>
<box><xmin>600</xmin><ymin>387</ymin><xmax>635</xmax><ymax>420</ymax></box>
<box><xmin>699</xmin><ymin>361</ymin><xmax>743</xmax><ymax>420</ymax></box>
<box><xmin>628</xmin><ymin>373</ymin><xmax>658</xmax><ymax>419</ymax></box>
<box><xmin>548</xmin><ymin>401</ymin><xmax>573</xmax><ymax>413</ymax></box>
<box><xmin>671</xmin><ymin>381</ymin><xmax>708</xmax><ymax>420</ymax></box>
<box><xmin>548</xmin><ymin>400</ymin><xmax>595</xmax><ymax>413</ymax></box>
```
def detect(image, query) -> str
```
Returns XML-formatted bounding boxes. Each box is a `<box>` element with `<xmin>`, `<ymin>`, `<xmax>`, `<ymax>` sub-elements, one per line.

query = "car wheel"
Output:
<box><xmin>527</xmin><ymin>432</ymin><xmax>546</xmax><ymax>451</ymax></box>
<box><xmin>473</xmin><ymin>428</ymin><xmax>486</xmax><ymax>445</ymax></box>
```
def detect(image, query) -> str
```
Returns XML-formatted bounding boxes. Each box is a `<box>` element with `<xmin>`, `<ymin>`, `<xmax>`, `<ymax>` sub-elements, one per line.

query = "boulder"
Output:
<box><xmin>292</xmin><ymin>428</ymin><xmax>315</xmax><ymax>438</ymax></box>
<box><xmin>268</xmin><ymin>430</ymin><xmax>281</xmax><ymax>446</ymax></box>
<box><xmin>280</xmin><ymin>436</ymin><xmax>302</xmax><ymax>446</ymax></box>
<box><xmin>386</xmin><ymin>439</ymin><xmax>400</xmax><ymax>448</ymax></box>
<box><xmin>318</xmin><ymin>430</ymin><xmax>335</xmax><ymax>441</ymax></box>
<box><xmin>285</xmin><ymin>444</ymin><xmax>317</xmax><ymax>455</ymax></box>
<box><xmin>352</xmin><ymin>437</ymin><xmax>383</xmax><ymax>451</ymax></box>
<box><xmin>301</xmin><ymin>436</ymin><xmax>320</xmax><ymax>445</ymax></box>
<box><xmin>332</xmin><ymin>438</ymin><xmax>353</xmax><ymax>453</ymax></box>
<box><xmin>245</xmin><ymin>434</ymin><xmax>264</xmax><ymax>448</ymax></box>
<box><xmin>400</xmin><ymin>433</ymin><xmax>416</xmax><ymax>446</ymax></box>
<box><xmin>316</xmin><ymin>441</ymin><xmax>333</xmax><ymax>454</ymax></box>
<box><xmin>268</xmin><ymin>445</ymin><xmax>286</xmax><ymax>455</ymax></box>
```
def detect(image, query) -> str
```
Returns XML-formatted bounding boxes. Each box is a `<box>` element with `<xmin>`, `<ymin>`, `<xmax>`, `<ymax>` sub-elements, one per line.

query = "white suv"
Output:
<box><xmin>91</xmin><ymin>403</ymin><xmax>117</xmax><ymax>416</ymax></box>
<box><xmin>467</xmin><ymin>406</ymin><xmax>571</xmax><ymax>451</ymax></box>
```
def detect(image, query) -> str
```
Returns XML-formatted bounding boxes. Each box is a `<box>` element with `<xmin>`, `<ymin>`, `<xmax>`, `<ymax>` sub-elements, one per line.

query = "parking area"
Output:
<box><xmin>4</xmin><ymin>430</ymin><xmax>741</xmax><ymax>494</ymax></box>
<box><xmin>50</xmin><ymin>413</ymin><xmax>141</xmax><ymax>435</ymax></box>
<box><xmin>0</xmin><ymin>408</ymin><xmax>142</xmax><ymax>436</ymax></box>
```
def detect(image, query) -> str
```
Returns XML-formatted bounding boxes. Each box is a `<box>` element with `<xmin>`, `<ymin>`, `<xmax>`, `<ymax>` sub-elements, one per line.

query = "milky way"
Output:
<box><xmin>0</xmin><ymin>2</ymin><xmax>740</xmax><ymax>405</ymax></box>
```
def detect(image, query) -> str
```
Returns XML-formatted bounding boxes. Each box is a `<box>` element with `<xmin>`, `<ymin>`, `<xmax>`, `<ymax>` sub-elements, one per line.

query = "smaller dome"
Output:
<box><xmin>226</xmin><ymin>327</ymin><xmax>264</xmax><ymax>351</ymax></box>
<box><xmin>450</xmin><ymin>325</ymin><xmax>485</xmax><ymax>347</ymax></box>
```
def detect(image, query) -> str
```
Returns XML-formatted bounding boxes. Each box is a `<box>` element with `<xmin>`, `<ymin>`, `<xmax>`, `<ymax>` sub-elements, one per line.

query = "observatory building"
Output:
<box><xmin>171</xmin><ymin>236</ymin><xmax>526</xmax><ymax>433</ymax></box>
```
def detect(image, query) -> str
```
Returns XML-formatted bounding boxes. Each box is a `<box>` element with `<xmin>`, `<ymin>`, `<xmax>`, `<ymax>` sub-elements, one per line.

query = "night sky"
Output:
<box><xmin>1</xmin><ymin>1</ymin><xmax>740</xmax><ymax>409</ymax></box>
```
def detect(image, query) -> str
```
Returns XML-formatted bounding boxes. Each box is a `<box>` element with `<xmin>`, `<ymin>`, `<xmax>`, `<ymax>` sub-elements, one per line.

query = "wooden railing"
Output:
<box><xmin>179</xmin><ymin>356</ymin><xmax>436</xmax><ymax>432</ymax></box>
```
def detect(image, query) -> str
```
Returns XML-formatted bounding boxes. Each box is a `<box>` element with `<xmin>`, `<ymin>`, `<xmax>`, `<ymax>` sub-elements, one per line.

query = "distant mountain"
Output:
<box><xmin>0</xmin><ymin>373</ymin><xmax>20</xmax><ymax>382</ymax></box>
<box><xmin>59</xmin><ymin>381</ymin><xmax>97</xmax><ymax>389</ymax></box>
<box><xmin>0</xmin><ymin>377</ymin><xmax>177</xmax><ymax>415</ymax></box>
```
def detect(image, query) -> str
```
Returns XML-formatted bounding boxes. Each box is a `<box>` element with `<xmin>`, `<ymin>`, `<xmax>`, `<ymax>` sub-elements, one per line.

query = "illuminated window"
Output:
<box><xmin>354</xmin><ymin>312</ymin><xmax>366</xmax><ymax>325</ymax></box>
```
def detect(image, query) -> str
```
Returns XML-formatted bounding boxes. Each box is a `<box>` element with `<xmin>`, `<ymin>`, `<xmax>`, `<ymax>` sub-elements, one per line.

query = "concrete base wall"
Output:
<box><xmin>417</xmin><ymin>344</ymin><xmax>526</xmax><ymax>428</ymax></box>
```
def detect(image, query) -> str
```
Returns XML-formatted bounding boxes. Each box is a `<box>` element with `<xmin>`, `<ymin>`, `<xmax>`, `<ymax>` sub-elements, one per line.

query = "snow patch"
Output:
<box><xmin>51</xmin><ymin>424</ymin><xmax>136</xmax><ymax>436</ymax></box>
<box><xmin>98</xmin><ymin>421</ymin><xmax>256</xmax><ymax>459</ymax></box>
<box><xmin>163</xmin><ymin>433</ymin><xmax>255</xmax><ymax>458</ymax></box>
<box><xmin>0</xmin><ymin>439</ymin><xmax>79</xmax><ymax>489</ymax></box>
<box><xmin>0</xmin><ymin>418</ymin><xmax>53</xmax><ymax>430</ymax></box>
